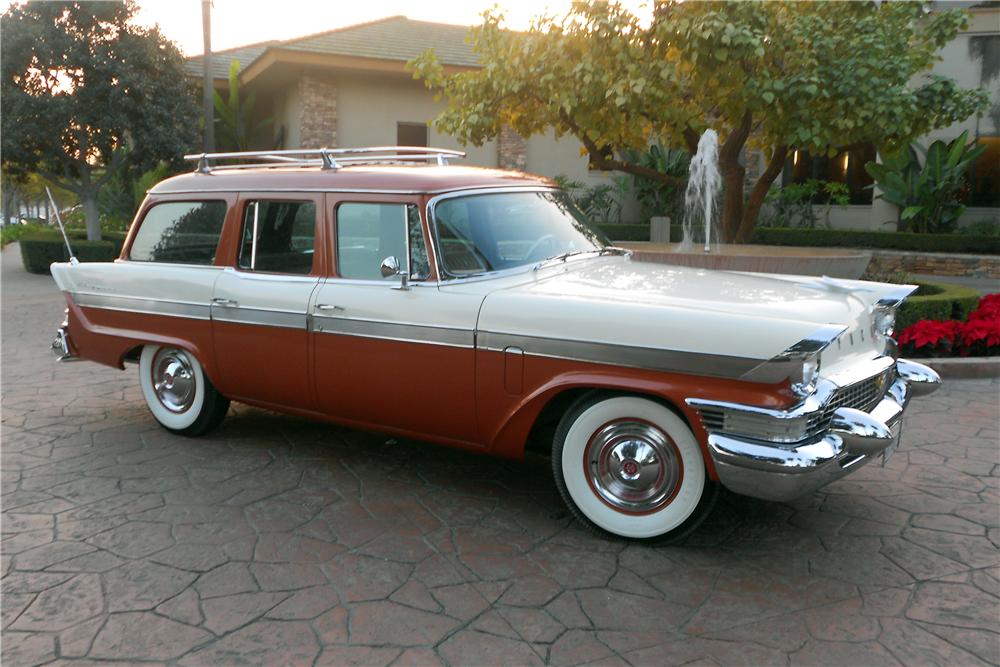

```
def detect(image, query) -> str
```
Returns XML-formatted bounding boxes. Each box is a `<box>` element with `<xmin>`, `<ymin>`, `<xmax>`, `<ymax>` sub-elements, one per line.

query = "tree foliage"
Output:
<box><xmin>410</xmin><ymin>0</ymin><xmax>987</xmax><ymax>241</ymax></box>
<box><xmin>1</xmin><ymin>1</ymin><xmax>198</xmax><ymax>240</ymax></box>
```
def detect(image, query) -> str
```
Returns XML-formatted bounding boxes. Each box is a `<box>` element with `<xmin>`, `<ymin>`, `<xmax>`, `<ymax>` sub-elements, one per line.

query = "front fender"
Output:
<box><xmin>484</xmin><ymin>359</ymin><xmax>793</xmax><ymax>482</ymax></box>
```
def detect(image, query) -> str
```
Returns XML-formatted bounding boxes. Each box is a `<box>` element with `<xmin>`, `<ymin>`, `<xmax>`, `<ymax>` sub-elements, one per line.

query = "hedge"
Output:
<box><xmin>896</xmin><ymin>281</ymin><xmax>981</xmax><ymax>331</ymax></box>
<box><xmin>19</xmin><ymin>233</ymin><xmax>118</xmax><ymax>274</ymax></box>
<box><xmin>596</xmin><ymin>224</ymin><xmax>1000</xmax><ymax>254</ymax></box>
<box><xmin>748</xmin><ymin>228</ymin><xmax>1000</xmax><ymax>255</ymax></box>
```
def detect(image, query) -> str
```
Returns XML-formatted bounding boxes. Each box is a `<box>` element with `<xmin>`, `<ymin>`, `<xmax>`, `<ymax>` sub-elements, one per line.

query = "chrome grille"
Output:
<box><xmin>698</xmin><ymin>407</ymin><xmax>725</xmax><ymax>431</ymax></box>
<box><xmin>695</xmin><ymin>366</ymin><xmax>895</xmax><ymax>443</ymax></box>
<box><xmin>822</xmin><ymin>367</ymin><xmax>894</xmax><ymax>425</ymax></box>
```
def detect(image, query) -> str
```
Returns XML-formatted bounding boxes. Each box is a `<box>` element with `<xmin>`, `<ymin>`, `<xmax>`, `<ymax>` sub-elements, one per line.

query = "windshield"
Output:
<box><xmin>431</xmin><ymin>190</ymin><xmax>609</xmax><ymax>276</ymax></box>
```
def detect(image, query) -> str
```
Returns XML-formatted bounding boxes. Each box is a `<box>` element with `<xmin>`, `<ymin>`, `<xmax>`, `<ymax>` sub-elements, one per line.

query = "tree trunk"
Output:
<box><xmin>719</xmin><ymin>154</ymin><xmax>745</xmax><ymax>243</ymax></box>
<box><xmin>82</xmin><ymin>192</ymin><xmax>101</xmax><ymax>241</ymax></box>
<box><xmin>734</xmin><ymin>145</ymin><xmax>788</xmax><ymax>243</ymax></box>
<box><xmin>717</xmin><ymin>111</ymin><xmax>753</xmax><ymax>243</ymax></box>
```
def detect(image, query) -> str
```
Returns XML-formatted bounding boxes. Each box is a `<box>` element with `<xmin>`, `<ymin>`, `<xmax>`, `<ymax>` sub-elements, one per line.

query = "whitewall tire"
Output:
<box><xmin>553</xmin><ymin>394</ymin><xmax>718</xmax><ymax>542</ymax></box>
<box><xmin>139</xmin><ymin>345</ymin><xmax>229</xmax><ymax>436</ymax></box>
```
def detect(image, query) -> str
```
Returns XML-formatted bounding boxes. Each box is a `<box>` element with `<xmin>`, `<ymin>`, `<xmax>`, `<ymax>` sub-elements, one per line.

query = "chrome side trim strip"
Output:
<box><xmin>478</xmin><ymin>331</ymin><xmax>761</xmax><ymax>379</ymax></box>
<box><xmin>740</xmin><ymin>324</ymin><xmax>847</xmax><ymax>384</ymax></box>
<box><xmin>876</xmin><ymin>285</ymin><xmax>918</xmax><ymax>308</ymax></box>
<box><xmin>72</xmin><ymin>292</ymin><xmax>211</xmax><ymax>320</ymax></box>
<box><xmin>211</xmin><ymin>306</ymin><xmax>306</xmax><ymax>330</ymax></box>
<box><xmin>312</xmin><ymin>316</ymin><xmax>475</xmax><ymax>348</ymax></box>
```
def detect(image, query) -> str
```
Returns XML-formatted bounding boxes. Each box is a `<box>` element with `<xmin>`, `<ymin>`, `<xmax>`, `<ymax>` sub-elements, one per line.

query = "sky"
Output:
<box><xmin>130</xmin><ymin>0</ymin><xmax>652</xmax><ymax>56</ymax></box>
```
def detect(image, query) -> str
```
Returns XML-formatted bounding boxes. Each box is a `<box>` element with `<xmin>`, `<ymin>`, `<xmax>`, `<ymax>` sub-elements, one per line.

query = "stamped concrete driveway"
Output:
<box><xmin>2</xmin><ymin>243</ymin><xmax>999</xmax><ymax>667</ymax></box>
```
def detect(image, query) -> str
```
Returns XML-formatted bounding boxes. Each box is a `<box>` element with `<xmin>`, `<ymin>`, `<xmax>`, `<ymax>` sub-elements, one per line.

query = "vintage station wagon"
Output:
<box><xmin>50</xmin><ymin>147</ymin><xmax>941</xmax><ymax>542</ymax></box>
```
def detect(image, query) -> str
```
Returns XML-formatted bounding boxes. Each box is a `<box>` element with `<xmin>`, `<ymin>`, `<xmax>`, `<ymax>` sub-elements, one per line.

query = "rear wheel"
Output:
<box><xmin>139</xmin><ymin>345</ymin><xmax>229</xmax><ymax>436</ymax></box>
<box><xmin>552</xmin><ymin>394</ymin><xmax>718</xmax><ymax>542</ymax></box>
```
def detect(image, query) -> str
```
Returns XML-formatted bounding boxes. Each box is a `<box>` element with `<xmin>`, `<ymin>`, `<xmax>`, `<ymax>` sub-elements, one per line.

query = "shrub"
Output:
<box><xmin>1</xmin><ymin>222</ymin><xmax>49</xmax><ymax>247</ymax></box>
<box><xmin>19</xmin><ymin>233</ymin><xmax>117</xmax><ymax>273</ymax></box>
<box><xmin>896</xmin><ymin>281</ymin><xmax>981</xmax><ymax>331</ymax></box>
<box><xmin>748</xmin><ymin>227</ymin><xmax>1000</xmax><ymax>254</ymax></box>
<box><xmin>896</xmin><ymin>293</ymin><xmax>1000</xmax><ymax>357</ymax></box>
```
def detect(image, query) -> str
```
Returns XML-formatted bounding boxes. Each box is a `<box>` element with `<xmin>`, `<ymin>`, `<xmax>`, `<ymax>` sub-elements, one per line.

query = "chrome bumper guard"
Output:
<box><xmin>51</xmin><ymin>325</ymin><xmax>79</xmax><ymax>362</ymax></box>
<box><xmin>687</xmin><ymin>358</ymin><xmax>940</xmax><ymax>502</ymax></box>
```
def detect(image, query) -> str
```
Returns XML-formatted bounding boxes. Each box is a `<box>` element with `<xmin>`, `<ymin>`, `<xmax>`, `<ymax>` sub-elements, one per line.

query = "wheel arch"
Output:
<box><xmin>487</xmin><ymin>371</ymin><xmax>719</xmax><ymax>481</ymax></box>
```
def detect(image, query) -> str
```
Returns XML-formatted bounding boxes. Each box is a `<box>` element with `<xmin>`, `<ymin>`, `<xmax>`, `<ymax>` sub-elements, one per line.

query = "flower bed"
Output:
<box><xmin>896</xmin><ymin>293</ymin><xmax>1000</xmax><ymax>357</ymax></box>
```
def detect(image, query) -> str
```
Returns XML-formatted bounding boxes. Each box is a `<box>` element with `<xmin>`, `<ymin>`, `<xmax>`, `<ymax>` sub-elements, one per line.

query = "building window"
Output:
<box><xmin>397</xmin><ymin>122</ymin><xmax>428</xmax><ymax>148</ymax></box>
<box><xmin>783</xmin><ymin>144</ymin><xmax>877</xmax><ymax>205</ymax></box>
<box><xmin>960</xmin><ymin>136</ymin><xmax>1000</xmax><ymax>208</ymax></box>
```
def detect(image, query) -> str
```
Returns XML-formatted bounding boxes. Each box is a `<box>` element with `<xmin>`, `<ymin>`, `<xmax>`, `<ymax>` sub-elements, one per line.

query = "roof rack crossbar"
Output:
<box><xmin>183</xmin><ymin>146</ymin><xmax>466</xmax><ymax>173</ymax></box>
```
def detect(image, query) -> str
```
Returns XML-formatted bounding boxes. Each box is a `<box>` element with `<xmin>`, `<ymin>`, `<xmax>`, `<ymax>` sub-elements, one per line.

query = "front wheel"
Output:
<box><xmin>552</xmin><ymin>394</ymin><xmax>718</xmax><ymax>542</ymax></box>
<box><xmin>139</xmin><ymin>345</ymin><xmax>229</xmax><ymax>436</ymax></box>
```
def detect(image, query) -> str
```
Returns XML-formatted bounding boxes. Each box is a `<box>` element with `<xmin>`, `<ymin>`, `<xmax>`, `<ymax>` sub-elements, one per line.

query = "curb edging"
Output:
<box><xmin>923</xmin><ymin>357</ymin><xmax>1000</xmax><ymax>379</ymax></box>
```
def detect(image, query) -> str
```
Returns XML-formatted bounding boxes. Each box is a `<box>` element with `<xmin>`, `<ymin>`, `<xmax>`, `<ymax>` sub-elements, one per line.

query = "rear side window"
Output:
<box><xmin>130</xmin><ymin>201</ymin><xmax>227</xmax><ymax>265</ymax></box>
<box><xmin>238</xmin><ymin>200</ymin><xmax>316</xmax><ymax>274</ymax></box>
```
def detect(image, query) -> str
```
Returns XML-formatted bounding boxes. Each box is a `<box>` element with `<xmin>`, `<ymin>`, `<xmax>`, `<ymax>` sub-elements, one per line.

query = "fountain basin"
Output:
<box><xmin>621</xmin><ymin>243</ymin><xmax>872</xmax><ymax>279</ymax></box>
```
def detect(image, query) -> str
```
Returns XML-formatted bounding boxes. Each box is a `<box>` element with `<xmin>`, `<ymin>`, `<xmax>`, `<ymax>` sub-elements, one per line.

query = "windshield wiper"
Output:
<box><xmin>532</xmin><ymin>249</ymin><xmax>601</xmax><ymax>271</ymax></box>
<box><xmin>599</xmin><ymin>246</ymin><xmax>630</xmax><ymax>256</ymax></box>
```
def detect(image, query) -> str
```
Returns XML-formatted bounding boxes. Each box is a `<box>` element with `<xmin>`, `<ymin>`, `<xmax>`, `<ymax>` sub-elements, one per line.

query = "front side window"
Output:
<box><xmin>238</xmin><ymin>200</ymin><xmax>316</xmax><ymax>274</ymax></box>
<box><xmin>432</xmin><ymin>191</ymin><xmax>607</xmax><ymax>276</ymax></box>
<box><xmin>130</xmin><ymin>201</ymin><xmax>227</xmax><ymax>264</ymax></box>
<box><xmin>336</xmin><ymin>203</ymin><xmax>429</xmax><ymax>280</ymax></box>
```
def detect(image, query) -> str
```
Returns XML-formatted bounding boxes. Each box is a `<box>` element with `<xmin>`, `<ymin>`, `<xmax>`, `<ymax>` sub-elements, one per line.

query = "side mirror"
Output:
<box><xmin>379</xmin><ymin>255</ymin><xmax>410</xmax><ymax>291</ymax></box>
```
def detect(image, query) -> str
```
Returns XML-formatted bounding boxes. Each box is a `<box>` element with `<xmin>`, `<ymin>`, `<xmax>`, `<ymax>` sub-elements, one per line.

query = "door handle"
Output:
<box><xmin>212</xmin><ymin>298</ymin><xmax>238</xmax><ymax>307</ymax></box>
<box><xmin>315</xmin><ymin>304</ymin><xmax>344</xmax><ymax>312</ymax></box>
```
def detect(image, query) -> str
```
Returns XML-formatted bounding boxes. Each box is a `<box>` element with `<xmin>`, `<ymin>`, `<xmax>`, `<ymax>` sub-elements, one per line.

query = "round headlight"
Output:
<box><xmin>873</xmin><ymin>306</ymin><xmax>896</xmax><ymax>338</ymax></box>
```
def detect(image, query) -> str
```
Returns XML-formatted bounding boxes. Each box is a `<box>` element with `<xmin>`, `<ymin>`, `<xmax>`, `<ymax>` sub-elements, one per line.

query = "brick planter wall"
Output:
<box><xmin>869</xmin><ymin>250</ymin><xmax>1000</xmax><ymax>279</ymax></box>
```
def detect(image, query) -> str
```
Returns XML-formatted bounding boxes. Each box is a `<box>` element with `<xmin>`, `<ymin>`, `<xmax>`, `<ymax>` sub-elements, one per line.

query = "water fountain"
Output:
<box><xmin>625</xmin><ymin>129</ymin><xmax>873</xmax><ymax>279</ymax></box>
<box><xmin>679</xmin><ymin>129</ymin><xmax>721</xmax><ymax>254</ymax></box>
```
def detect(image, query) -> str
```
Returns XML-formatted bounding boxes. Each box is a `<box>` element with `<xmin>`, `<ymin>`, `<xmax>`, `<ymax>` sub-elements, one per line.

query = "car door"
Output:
<box><xmin>211</xmin><ymin>193</ymin><xmax>325</xmax><ymax>409</ymax></box>
<box><xmin>311</xmin><ymin>194</ymin><xmax>482</xmax><ymax>444</ymax></box>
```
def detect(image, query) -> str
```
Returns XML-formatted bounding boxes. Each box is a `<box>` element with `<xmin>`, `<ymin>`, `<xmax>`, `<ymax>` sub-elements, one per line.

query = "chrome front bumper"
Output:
<box><xmin>687</xmin><ymin>358</ymin><xmax>940</xmax><ymax>502</ymax></box>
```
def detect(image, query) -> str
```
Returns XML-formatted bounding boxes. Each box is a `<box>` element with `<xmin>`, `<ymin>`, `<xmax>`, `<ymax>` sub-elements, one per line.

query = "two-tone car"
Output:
<box><xmin>49</xmin><ymin>147</ymin><xmax>941</xmax><ymax>542</ymax></box>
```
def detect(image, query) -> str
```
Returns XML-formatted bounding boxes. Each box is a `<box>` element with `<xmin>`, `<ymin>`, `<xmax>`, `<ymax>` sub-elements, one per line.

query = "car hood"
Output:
<box><xmin>469</xmin><ymin>256</ymin><xmax>905</xmax><ymax>378</ymax></box>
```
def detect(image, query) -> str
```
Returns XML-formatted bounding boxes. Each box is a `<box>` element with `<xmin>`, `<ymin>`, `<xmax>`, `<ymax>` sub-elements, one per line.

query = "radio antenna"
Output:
<box><xmin>45</xmin><ymin>187</ymin><xmax>78</xmax><ymax>265</ymax></box>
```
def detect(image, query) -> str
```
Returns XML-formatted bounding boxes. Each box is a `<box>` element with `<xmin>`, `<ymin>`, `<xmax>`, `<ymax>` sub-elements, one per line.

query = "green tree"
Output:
<box><xmin>410</xmin><ymin>0</ymin><xmax>987</xmax><ymax>242</ymax></box>
<box><xmin>1</xmin><ymin>1</ymin><xmax>198</xmax><ymax>240</ymax></box>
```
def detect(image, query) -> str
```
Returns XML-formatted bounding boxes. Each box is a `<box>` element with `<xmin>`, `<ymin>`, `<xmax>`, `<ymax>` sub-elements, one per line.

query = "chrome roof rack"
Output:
<box><xmin>183</xmin><ymin>146</ymin><xmax>466</xmax><ymax>173</ymax></box>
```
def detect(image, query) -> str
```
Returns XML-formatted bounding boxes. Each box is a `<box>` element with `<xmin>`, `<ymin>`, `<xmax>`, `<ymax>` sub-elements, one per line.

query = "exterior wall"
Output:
<box><xmin>524</xmin><ymin>129</ymin><xmax>641</xmax><ymax>223</ymax></box>
<box><xmin>332</xmin><ymin>72</ymin><xmax>498</xmax><ymax>167</ymax></box>
<box><xmin>271</xmin><ymin>80</ymin><xmax>303</xmax><ymax>149</ymax></box>
<box><xmin>924</xmin><ymin>8</ymin><xmax>1000</xmax><ymax>143</ymax></box>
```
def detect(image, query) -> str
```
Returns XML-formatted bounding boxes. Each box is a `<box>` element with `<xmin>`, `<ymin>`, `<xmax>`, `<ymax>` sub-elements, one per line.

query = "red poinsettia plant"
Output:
<box><xmin>896</xmin><ymin>293</ymin><xmax>1000</xmax><ymax>357</ymax></box>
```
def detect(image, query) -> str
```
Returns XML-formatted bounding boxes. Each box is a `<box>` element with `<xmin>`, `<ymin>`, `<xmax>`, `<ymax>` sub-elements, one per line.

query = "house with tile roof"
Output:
<box><xmin>184</xmin><ymin>15</ymin><xmax>619</xmax><ymax>203</ymax></box>
<box><xmin>186</xmin><ymin>12</ymin><xmax>998</xmax><ymax>230</ymax></box>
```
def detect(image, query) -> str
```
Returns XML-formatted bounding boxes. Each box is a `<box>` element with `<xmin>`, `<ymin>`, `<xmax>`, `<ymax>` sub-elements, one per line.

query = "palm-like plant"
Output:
<box><xmin>865</xmin><ymin>130</ymin><xmax>986</xmax><ymax>233</ymax></box>
<box><xmin>213</xmin><ymin>60</ymin><xmax>272</xmax><ymax>151</ymax></box>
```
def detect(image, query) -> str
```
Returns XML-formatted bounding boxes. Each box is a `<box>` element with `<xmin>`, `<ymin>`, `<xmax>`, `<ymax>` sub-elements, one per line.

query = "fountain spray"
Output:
<box><xmin>680</xmin><ymin>129</ymin><xmax>721</xmax><ymax>254</ymax></box>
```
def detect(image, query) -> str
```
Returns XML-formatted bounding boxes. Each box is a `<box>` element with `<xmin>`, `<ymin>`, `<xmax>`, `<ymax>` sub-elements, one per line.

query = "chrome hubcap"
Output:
<box><xmin>152</xmin><ymin>348</ymin><xmax>195</xmax><ymax>413</ymax></box>
<box><xmin>586</xmin><ymin>421</ymin><xmax>681</xmax><ymax>513</ymax></box>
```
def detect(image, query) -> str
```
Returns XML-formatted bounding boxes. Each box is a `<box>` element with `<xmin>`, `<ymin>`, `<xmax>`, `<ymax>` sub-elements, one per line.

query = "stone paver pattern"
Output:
<box><xmin>2</xmin><ymin>243</ymin><xmax>999</xmax><ymax>666</ymax></box>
